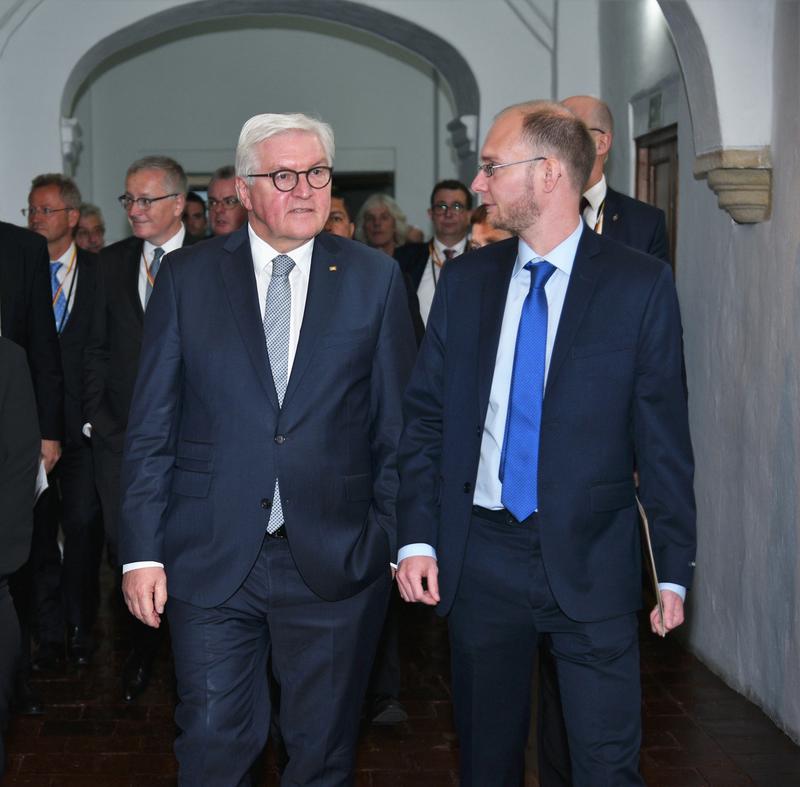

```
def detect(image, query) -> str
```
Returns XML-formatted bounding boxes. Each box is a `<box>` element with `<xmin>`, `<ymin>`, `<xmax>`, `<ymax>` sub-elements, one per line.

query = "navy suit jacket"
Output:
<box><xmin>601</xmin><ymin>187</ymin><xmax>669</xmax><ymax>262</ymax></box>
<box><xmin>397</xmin><ymin>227</ymin><xmax>695</xmax><ymax>621</ymax></box>
<box><xmin>119</xmin><ymin>229</ymin><xmax>416</xmax><ymax>606</ymax></box>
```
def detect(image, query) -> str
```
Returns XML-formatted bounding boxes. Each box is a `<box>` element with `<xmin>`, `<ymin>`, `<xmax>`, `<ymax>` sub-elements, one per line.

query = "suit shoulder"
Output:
<box><xmin>0</xmin><ymin>335</ymin><xmax>28</xmax><ymax>367</ymax></box>
<box><xmin>394</xmin><ymin>242</ymin><xmax>427</xmax><ymax>264</ymax></box>
<box><xmin>0</xmin><ymin>221</ymin><xmax>48</xmax><ymax>257</ymax></box>
<box><xmin>100</xmin><ymin>235</ymin><xmax>141</xmax><ymax>261</ymax></box>
<box><xmin>593</xmin><ymin>232</ymin><xmax>669</xmax><ymax>279</ymax></box>
<box><xmin>607</xmin><ymin>187</ymin><xmax>665</xmax><ymax>223</ymax></box>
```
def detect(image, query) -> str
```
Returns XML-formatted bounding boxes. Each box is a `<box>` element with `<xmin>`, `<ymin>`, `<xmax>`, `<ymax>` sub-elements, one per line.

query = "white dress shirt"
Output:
<box><xmin>581</xmin><ymin>174</ymin><xmax>607</xmax><ymax>233</ymax></box>
<box><xmin>123</xmin><ymin>226</ymin><xmax>315</xmax><ymax>574</ymax></box>
<box><xmin>398</xmin><ymin>221</ymin><xmax>685</xmax><ymax>600</ymax></box>
<box><xmin>417</xmin><ymin>236</ymin><xmax>468</xmax><ymax>325</ymax></box>
<box><xmin>137</xmin><ymin>225</ymin><xmax>186</xmax><ymax>308</ymax></box>
<box><xmin>52</xmin><ymin>242</ymin><xmax>79</xmax><ymax>332</ymax></box>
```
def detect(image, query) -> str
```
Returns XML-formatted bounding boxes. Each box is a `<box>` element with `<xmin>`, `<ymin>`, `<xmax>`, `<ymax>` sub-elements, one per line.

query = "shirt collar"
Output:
<box><xmin>514</xmin><ymin>220</ymin><xmax>584</xmax><ymax>280</ymax></box>
<box><xmin>143</xmin><ymin>224</ymin><xmax>185</xmax><ymax>258</ymax></box>
<box><xmin>247</xmin><ymin>223</ymin><xmax>314</xmax><ymax>279</ymax></box>
<box><xmin>582</xmin><ymin>174</ymin><xmax>607</xmax><ymax>212</ymax></box>
<box><xmin>433</xmin><ymin>235</ymin><xmax>468</xmax><ymax>256</ymax></box>
<box><xmin>54</xmin><ymin>242</ymin><xmax>77</xmax><ymax>267</ymax></box>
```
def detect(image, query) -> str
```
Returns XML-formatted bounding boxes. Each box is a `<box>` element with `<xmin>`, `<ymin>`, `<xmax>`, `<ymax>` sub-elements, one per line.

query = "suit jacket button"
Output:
<box><xmin>463</xmin><ymin>482</ymin><xmax>472</xmax><ymax>493</ymax></box>
<box><xmin>476</xmin><ymin>426</ymin><xmax>482</xmax><ymax>435</ymax></box>
<box><xmin>274</xmin><ymin>434</ymin><xmax>286</xmax><ymax>444</ymax></box>
<box><xmin>260</xmin><ymin>498</ymin><xmax>272</xmax><ymax>509</ymax></box>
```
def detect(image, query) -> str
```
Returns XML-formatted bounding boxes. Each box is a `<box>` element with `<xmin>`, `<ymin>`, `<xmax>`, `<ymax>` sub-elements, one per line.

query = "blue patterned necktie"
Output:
<box><xmin>50</xmin><ymin>261</ymin><xmax>67</xmax><ymax>330</ymax></box>
<box><xmin>145</xmin><ymin>247</ymin><xmax>164</xmax><ymax>308</ymax></box>
<box><xmin>500</xmin><ymin>260</ymin><xmax>556</xmax><ymax>521</ymax></box>
<box><xmin>263</xmin><ymin>254</ymin><xmax>295</xmax><ymax>534</ymax></box>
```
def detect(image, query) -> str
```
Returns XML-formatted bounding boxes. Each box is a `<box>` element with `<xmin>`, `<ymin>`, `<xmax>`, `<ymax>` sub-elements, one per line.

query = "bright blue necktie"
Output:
<box><xmin>500</xmin><ymin>260</ymin><xmax>556</xmax><ymax>521</ymax></box>
<box><xmin>50</xmin><ymin>261</ymin><xmax>67</xmax><ymax>330</ymax></box>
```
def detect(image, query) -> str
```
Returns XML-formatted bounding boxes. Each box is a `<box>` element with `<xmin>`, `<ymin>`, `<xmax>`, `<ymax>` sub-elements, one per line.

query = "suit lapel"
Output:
<box><xmin>283</xmin><ymin>233</ymin><xmax>343</xmax><ymax>405</ymax></box>
<box><xmin>545</xmin><ymin>227</ymin><xmax>604</xmax><ymax>399</ymax></box>
<box><xmin>124</xmin><ymin>239</ymin><xmax>145</xmax><ymax>323</ymax></box>
<box><xmin>220</xmin><ymin>229</ymin><xmax>279</xmax><ymax>408</ymax></box>
<box><xmin>477</xmin><ymin>240</ymin><xmax>517</xmax><ymax>416</ymax></box>
<box><xmin>601</xmin><ymin>187</ymin><xmax>622</xmax><ymax>242</ymax></box>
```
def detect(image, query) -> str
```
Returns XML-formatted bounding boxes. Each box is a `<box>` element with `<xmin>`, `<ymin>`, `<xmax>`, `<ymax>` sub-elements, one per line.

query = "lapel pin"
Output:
<box><xmin>612</xmin><ymin>213</ymin><xmax>620</xmax><ymax>222</ymax></box>
<box><xmin>329</xmin><ymin>265</ymin><xmax>337</xmax><ymax>271</ymax></box>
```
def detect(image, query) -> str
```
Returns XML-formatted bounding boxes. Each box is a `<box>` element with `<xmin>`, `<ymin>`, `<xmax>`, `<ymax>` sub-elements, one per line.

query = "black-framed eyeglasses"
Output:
<box><xmin>118</xmin><ymin>193</ymin><xmax>179</xmax><ymax>210</ymax></box>
<box><xmin>477</xmin><ymin>157</ymin><xmax>546</xmax><ymax>178</ymax></box>
<box><xmin>208</xmin><ymin>196</ymin><xmax>240</xmax><ymax>210</ymax></box>
<box><xmin>21</xmin><ymin>206</ymin><xmax>71</xmax><ymax>217</ymax></box>
<box><xmin>247</xmin><ymin>166</ymin><xmax>333</xmax><ymax>192</ymax></box>
<box><xmin>432</xmin><ymin>201</ymin><xmax>468</xmax><ymax>215</ymax></box>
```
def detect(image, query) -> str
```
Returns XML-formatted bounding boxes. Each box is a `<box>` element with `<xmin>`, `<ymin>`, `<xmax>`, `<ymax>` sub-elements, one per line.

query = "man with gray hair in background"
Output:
<box><xmin>83</xmin><ymin>155</ymin><xmax>195</xmax><ymax>703</ymax></box>
<box><xmin>119</xmin><ymin>113</ymin><xmax>415</xmax><ymax>785</ymax></box>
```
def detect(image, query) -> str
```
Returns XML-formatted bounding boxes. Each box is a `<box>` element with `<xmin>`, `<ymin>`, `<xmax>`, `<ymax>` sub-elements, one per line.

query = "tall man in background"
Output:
<box><xmin>120</xmin><ymin>113</ymin><xmax>415</xmax><ymax>785</ymax></box>
<box><xmin>83</xmin><ymin>155</ymin><xmax>192</xmax><ymax>702</ymax></box>
<box><xmin>397</xmin><ymin>101</ymin><xmax>695</xmax><ymax>786</ymax></box>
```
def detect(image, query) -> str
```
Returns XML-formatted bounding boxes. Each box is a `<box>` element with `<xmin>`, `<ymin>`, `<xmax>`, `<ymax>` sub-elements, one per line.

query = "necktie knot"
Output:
<box><xmin>443</xmin><ymin>248</ymin><xmax>457</xmax><ymax>260</ymax></box>
<box><xmin>272</xmin><ymin>254</ymin><xmax>295</xmax><ymax>278</ymax></box>
<box><xmin>525</xmin><ymin>260</ymin><xmax>556</xmax><ymax>290</ymax></box>
<box><xmin>50</xmin><ymin>261</ymin><xmax>63</xmax><ymax>274</ymax></box>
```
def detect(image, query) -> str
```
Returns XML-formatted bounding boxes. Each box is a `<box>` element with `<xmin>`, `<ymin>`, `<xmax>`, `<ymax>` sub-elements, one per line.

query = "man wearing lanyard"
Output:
<box><xmin>562</xmin><ymin>95</ymin><xmax>670</xmax><ymax>263</ymax></box>
<box><xmin>84</xmin><ymin>155</ymin><xmax>194</xmax><ymax>703</ymax></box>
<box><xmin>23</xmin><ymin>174</ymin><xmax>103</xmax><ymax>677</ymax></box>
<box><xmin>395</xmin><ymin>179</ymin><xmax>473</xmax><ymax>327</ymax></box>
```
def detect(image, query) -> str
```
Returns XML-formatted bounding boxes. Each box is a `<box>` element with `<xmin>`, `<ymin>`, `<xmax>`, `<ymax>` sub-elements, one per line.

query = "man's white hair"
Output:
<box><xmin>235</xmin><ymin>113</ymin><xmax>335</xmax><ymax>178</ymax></box>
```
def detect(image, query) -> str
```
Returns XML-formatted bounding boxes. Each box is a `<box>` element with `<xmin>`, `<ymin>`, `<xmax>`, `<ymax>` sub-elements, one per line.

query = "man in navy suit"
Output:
<box><xmin>396</xmin><ymin>101</ymin><xmax>695</xmax><ymax>786</ymax></box>
<box><xmin>120</xmin><ymin>113</ymin><xmax>416</xmax><ymax>786</ymax></box>
<box><xmin>562</xmin><ymin>95</ymin><xmax>669</xmax><ymax>263</ymax></box>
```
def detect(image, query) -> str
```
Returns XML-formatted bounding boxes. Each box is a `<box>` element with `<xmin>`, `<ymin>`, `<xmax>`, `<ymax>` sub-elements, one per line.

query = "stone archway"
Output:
<box><xmin>657</xmin><ymin>0</ymin><xmax>771</xmax><ymax>222</ymax></box>
<box><xmin>60</xmin><ymin>0</ymin><xmax>480</xmax><ymax>183</ymax></box>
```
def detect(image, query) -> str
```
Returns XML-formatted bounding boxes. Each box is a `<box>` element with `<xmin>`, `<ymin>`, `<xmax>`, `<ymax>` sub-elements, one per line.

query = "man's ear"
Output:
<box><xmin>235</xmin><ymin>177</ymin><xmax>253</xmax><ymax>212</ymax></box>
<box><xmin>595</xmin><ymin>131</ymin><xmax>612</xmax><ymax>158</ymax></box>
<box><xmin>541</xmin><ymin>158</ymin><xmax>563</xmax><ymax>194</ymax></box>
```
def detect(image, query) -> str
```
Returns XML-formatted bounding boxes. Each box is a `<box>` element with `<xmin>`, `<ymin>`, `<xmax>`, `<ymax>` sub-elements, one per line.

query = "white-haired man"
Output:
<box><xmin>119</xmin><ymin>113</ymin><xmax>416</xmax><ymax>785</ymax></box>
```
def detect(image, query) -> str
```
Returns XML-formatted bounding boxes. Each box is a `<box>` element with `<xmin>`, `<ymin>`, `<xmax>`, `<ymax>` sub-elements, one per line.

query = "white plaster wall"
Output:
<box><xmin>602</xmin><ymin>0</ymin><xmax>800</xmax><ymax>741</ymax></box>
<box><xmin>0</xmin><ymin>0</ymin><xmax>601</xmax><ymax>227</ymax></box>
<box><xmin>598</xmin><ymin>0</ymin><xmax>680</xmax><ymax>193</ymax></box>
<box><xmin>676</xmin><ymin>0</ymin><xmax>800</xmax><ymax>741</ymax></box>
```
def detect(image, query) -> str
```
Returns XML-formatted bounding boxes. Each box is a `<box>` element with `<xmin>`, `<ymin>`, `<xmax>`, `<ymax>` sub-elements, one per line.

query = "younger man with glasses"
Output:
<box><xmin>84</xmin><ymin>155</ymin><xmax>196</xmax><ymax>704</ymax></box>
<box><xmin>207</xmin><ymin>165</ymin><xmax>248</xmax><ymax>237</ymax></box>
<box><xmin>394</xmin><ymin>179</ymin><xmax>473</xmax><ymax>326</ymax></box>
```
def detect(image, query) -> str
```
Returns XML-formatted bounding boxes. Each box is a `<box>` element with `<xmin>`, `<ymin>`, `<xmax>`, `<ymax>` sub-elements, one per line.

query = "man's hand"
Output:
<box><xmin>396</xmin><ymin>556</ymin><xmax>440</xmax><ymax>606</ymax></box>
<box><xmin>650</xmin><ymin>589</ymin><xmax>684</xmax><ymax>636</ymax></box>
<box><xmin>122</xmin><ymin>567</ymin><xmax>168</xmax><ymax>628</ymax></box>
<box><xmin>41</xmin><ymin>439</ymin><xmax>61</xmax><ymax>474</ymax></box>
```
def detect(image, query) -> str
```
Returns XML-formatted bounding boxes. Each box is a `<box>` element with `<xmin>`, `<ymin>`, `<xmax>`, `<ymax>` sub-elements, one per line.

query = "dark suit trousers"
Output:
<box><xmin>29</xmin><ymin>437</ymin><xmax>103</xmax><ymax>643</ymax></box>
<box><xmin>93</xmin><ymin>439</ymin><xmax>160</xmax><ymax>660</ymax></box>
<box><xmin>168</xmin><ymin>535</ymin><xmax>390</xmax><ymax>787</ymax></box>
<box><xmin>447</xmin><ymin>511</ymin><xmax>643</xmax><ymax>787</ymax></box>
<box><xmin>0</xmin><ymin>578</ymin><xmax>20</xmax><ymax>776</ymax></box>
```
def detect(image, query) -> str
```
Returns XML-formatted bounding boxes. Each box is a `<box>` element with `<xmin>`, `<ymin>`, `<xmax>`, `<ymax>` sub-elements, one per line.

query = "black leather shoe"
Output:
<box><xmin>122</xmin><ymin>654</ymin><xmax>151</xmax><ymax>702</ymax></box>
<box><xmin>31</xmin><ymin>641</ymin><xmax>64</xmax><ymax>673</ymax></box>
<box><xmin>67</xmin><ymin>626</ymin><xmax>93</xmax><ymax>667</ymax></box>
<box><xmin>14</xmin><ymin>678</ymin><xmax>44</xmax><ymax>716</ymax></box>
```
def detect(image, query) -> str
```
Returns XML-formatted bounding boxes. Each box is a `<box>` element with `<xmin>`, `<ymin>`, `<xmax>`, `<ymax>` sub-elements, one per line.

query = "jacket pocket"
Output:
<box><xmin>590</xmin><ymin>479</ymin><xmax>635</xmax><ymax>512</ymax></box>
<box><xmin>172</xmin><ymin>468</ymin><xmax>212</xmax><ymax>498</ymax></box>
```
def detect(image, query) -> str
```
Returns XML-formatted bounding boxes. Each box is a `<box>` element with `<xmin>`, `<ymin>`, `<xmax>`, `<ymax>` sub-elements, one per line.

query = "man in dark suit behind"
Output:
<box><xmin>83</xmin><ymin>155</ymin><xmax>193</xmax><ymax>702</ymax></box>
<box><xmin>562</xmin><ymin>94</ymin><xmax>670</xmax><ymax>263</ymax></box>
<box><xmin>396</xmin><ymin>101</ymin><xmax>695</xmax><ymax>786</ymax></box>
<box><xmin>0</xmin><ymin>338</ymin><xmax>40</xmax><ymax>775</ymax></box>
<box><xmin>24</xmin><ymin>173</ymin><xmax>103</xmax><ymax>670</ymax></box>
<box><xmin>120</xmin><ymin>113</ymin><xmax>416</xmax><ymax>786</ymax></box>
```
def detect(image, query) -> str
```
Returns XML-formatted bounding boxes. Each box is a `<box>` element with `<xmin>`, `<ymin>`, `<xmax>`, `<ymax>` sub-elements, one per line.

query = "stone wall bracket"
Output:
<box><xmin>693</xmin><ymin>147</ymin><xmax>771</xmax><ymax>224</ymax></box>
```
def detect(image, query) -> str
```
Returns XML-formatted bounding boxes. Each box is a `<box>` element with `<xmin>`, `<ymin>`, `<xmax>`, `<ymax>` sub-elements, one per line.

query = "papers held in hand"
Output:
<box><xmin>636</xmin><ymin>495</ymin><xmax>665</xmax><ymax>637</ymax></box>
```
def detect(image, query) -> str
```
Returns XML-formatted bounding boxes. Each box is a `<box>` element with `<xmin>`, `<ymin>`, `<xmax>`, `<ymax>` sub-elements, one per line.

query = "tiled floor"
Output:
<box><xmin>4</xmin><ymin>574</ymin><xmax>800</xmax><ymax>786</ymax></box>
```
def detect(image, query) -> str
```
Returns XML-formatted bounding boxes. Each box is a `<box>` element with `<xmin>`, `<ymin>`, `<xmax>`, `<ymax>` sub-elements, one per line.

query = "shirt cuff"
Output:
<box><xmin>397</xmin><ymin>543</ymin><xmax>438</xmax><ymax>563</ymax></box>
<box><xmin>658</xmin><ymin>582</ymin><xmax>686</xmax><ymax>601</ymax></box>
<box><xmin>122</xmin><ymin>561</ymin><xmax>164</xmax><ymax>574</ymax></box>
<box><xmin>82</xmin><ymin>422</ymin><xmax>92</xmax><ymax>438</ymax></box>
